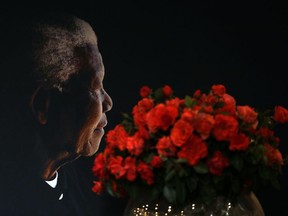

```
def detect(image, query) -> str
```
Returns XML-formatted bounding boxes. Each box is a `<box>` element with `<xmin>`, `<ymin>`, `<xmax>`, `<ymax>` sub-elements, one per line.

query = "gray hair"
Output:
<box><xmin>31</xmin><ymin>14</ymin><xmax>98</xmax><ymax>91</ymax></box>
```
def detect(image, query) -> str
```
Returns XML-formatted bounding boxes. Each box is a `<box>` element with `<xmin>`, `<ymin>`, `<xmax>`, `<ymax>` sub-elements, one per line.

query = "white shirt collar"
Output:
<box><xmin>45</xmin><ymin>171</ymin><xmax>58</xmax><ymax>188</ymax></box>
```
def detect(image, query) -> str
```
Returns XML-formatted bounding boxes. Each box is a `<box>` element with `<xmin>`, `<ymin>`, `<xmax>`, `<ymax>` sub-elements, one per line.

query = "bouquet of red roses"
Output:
<box><xmin>92</xmin><ymin>84</ymin><xmax>288</xmax><ymax>205</ymax></box>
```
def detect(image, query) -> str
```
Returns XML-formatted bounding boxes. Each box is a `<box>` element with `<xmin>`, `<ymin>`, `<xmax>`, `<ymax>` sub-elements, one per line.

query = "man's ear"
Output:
<box><xmin>30</xmin><ymin>86</ymin><xmax>50</xmax><ymax>125</ymax></box>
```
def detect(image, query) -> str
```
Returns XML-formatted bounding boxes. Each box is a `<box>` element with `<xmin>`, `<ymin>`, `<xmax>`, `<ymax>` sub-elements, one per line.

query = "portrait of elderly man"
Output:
<box><xmin>0</xmin><ymin>12</ymin><xmax>113</xmax><ymax>215</ymax></box>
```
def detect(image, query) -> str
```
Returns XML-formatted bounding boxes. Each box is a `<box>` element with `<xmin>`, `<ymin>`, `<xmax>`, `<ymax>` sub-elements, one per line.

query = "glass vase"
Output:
<box><xmin>123</xmin><ymin>192</ymin><xmax>265</xmax><ymax>216</ymax></box>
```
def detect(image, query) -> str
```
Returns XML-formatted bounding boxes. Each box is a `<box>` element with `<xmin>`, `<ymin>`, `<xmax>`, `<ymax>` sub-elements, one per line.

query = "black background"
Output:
<box><xmin>4</xmin><ymin>1</ymin><xmax>288</xmax><ymax>215</ymax></box>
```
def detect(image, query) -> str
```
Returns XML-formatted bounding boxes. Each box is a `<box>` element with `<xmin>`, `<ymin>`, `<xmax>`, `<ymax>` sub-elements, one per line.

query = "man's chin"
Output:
<box><xmin>81</xmin><ymin>141</ymin><xmax>101</xmax><ymax>157</ymax></box>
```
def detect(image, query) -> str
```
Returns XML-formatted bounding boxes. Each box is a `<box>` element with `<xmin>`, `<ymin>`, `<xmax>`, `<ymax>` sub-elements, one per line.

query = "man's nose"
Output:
<box><xmin>103</xmin><ymin>90</ymin><xmax>113</xmax><ymax>112</ymax></box>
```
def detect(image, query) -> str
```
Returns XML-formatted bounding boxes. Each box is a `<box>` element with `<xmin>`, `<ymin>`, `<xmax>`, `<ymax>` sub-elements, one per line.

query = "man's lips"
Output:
<box><xmin>95</xmin><ymin>116</ymin><xmax>108</xmax><ymax>129</ymax></box>
<box><xmin>96</xmin><ymin>121</ymin><xmax>107</xmax><ymax>129</ymax></box>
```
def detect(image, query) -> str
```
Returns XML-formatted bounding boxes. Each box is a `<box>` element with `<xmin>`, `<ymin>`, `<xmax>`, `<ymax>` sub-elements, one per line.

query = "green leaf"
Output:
<box><xmin>121</xmin><ymin>112</ymin><xmax>132</xmax><ymax>120</ymax></box>
<box><xmin>213</xmin><ymin>175</ymin><xmax>224</xmax><ymax>184</ymax></box>
<box><xmin>270</xmin><ymin>177</ymin><xmax>281</xmax><ymax>190</ymax></box>
<box><xmin>144</xmin><ymin>153</ymin><xmax>154</xmax><ymax>163</ymax></box>
<box><xmin>163</xmin><ymin>185</ymin><xmax>176</xmax><ymax>203</ymax></box>
<box><xmin>150</xmin><ymin>186</ymin><xmax>162</xmax><ymax>200</ymax></box>
<box><xmin>106</xmin><ymin>182</ymin><xmax>118</xmax><ymax>198</ymax></box>
<box><xmin>154</xmin><ymin>88</ymin><xmax>164</xmax><ymax>101</ymax></box>
<box><xmin>230</xmin><ymin>156</ymin><xmax>244</xmax><ymax>171</ymax></box>
<box><xmin>193</xmin><ymin>163</ymin><xmax>209</xmax><ymax>174</ymax></box>
<box><xmin>214</xmin><ymin>101</ymin><xmax>225</xmax><ymax>109</ymax></box>
<box><xmin>249</xmin><ymin>145</ymin><xmax>265</xmax><ymax>164</ymax></box>
<box><xmin>128</xmin><ymin>184</ymin><xmax>141</xmax><ymax>199</ymax></box>
<box><xmin>184</xmin><ymin>96</ymin><xmax>196</xmax><ymax>107</ymax></box>
<box><xmin>165</xmin><ymin>159</ymin><xmax>174</xmax><ymax>172</ymax></box>
<box><xmin>186</xmin><ymin>176</ymin><xmax>198</xmax><ymax>193</ymax></box>
<box><xmin>165</xmin><ymin>169</ymin><xmax>176</xmax><ymax>182</ymax></box>
<box><xmin>176</xmin><ymin>178</ymin><xmax>186</xmax><ymax>204</ymax></box>
<box><xmin>121</xmin><ymin>119</ymin><xmax>135</xmax><ymax>134</ymax></box>
<box><xmin>259</xmin><ymin>167</ymin><xmax>270</xmax><ymax>180</ymax></box>
<box><xmin>176</xmin><ymin>158</ymin><xmax>188</xmax><ymax>164</ymax></box>
<box><xmin>230</xmin><ymin>179</ymin><xmax>241</xmax><ymax>194</ymax></box>
<box><xmin>178</xmin><ymin>167</ymin><xmax>189</xmax><ymax>177</ymax></box>
<box><xmin>199</xmin><ymin>184</ymin><xmax>217</xmax><ymax>205</ymax></box>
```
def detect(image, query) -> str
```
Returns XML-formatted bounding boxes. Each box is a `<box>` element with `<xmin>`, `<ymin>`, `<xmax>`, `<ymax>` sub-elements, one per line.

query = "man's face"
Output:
<box><xmin>46</xmin><ymin>44</ymin><xmax>113</xmax><ymax>159</ymax></box>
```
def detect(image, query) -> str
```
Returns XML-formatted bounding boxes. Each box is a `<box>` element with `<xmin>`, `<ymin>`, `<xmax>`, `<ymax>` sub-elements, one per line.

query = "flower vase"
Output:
<box><xmin>123</xmin><ymin>192</ymin><xmax>265</xmax><ymax>216</ymax></box>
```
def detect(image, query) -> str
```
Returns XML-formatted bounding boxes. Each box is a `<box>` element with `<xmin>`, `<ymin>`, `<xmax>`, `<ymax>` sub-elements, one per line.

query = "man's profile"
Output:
<box><xmin>0</xmin><ymin>11</ymin><xmax>113</xmax><ymax>215</ymax></box>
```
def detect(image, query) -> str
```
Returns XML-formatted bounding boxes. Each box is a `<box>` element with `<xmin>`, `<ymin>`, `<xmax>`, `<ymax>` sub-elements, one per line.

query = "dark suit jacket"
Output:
<box><xmin>0</xmin><ymin>162</ymin><xmax>96</xmax><ymax>216</ymax></box>
<box><xmin>0</xmin><ymin>158</ymin><xmax>128</xmax><ymax>216</ymax></box>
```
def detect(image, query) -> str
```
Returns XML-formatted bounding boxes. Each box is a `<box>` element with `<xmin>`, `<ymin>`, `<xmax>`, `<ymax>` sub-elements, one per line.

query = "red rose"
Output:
<box><xmin>137</xmin><ymin>98</ymin><xmax>154</xmax><ymax>111</ymax></box>
<box><xmin>132</xmin><ymin>106</ymin><xmax>147</xmax><ymax>127</ymax></box>
<box><xmin>124</xmin><ymin>157</ymin><xmax>137</xmax><ymax>181</ymax></box>
<box><xmin>106</xmin><ymin>125</ymin><xmax>128</xmax><ymax>150</ymax></box>
<box><xmin>108</xmin><ymin>156</ymin><xmax>126</xmax><ymax>179</ymax></box>
<box><xmin>137</xmin><ymin>162</ymin><xmax>154</xmax><ymax>185</ymax></box>
<box><xmin>212</xmin><ymin>114</ymin><xmax>238</xmax><ymax>141</ymax></box>
<box><xmin>92</xmin><ymin>181</ymin><xmax>103</xmax><ymax>194</ymax></box>
<box><xmin>264</xmin><ymin>143</ymin><xmax>284</xmax><ymax>166</ymax></box>
<box><xmin>132</xmin><ymin>98</ymin><xmax>154</xmax><ymax>127</ymax></box>
<box><xmin>126</xmin><ymin>135</ymin><xmax>144</xmax><ymax>156</ymax></box>
<box><xmin>181</xmin><ymin>108</ymin><xmax>196</xmax><ymax>123</ymax></box>
<box><xmin>237</xmin><ymin>105</ymin><xmax>258</xmax><ymax>124</ymax></box>
<box><xmin>205</xmin><ymin>94</ymin><xmax>218</xmax><ymax>105</ymax></box>
<box><xmin>274</xmin><ymin>106</ymin><xmax>288</xmax><ymax>123</ymax></box>
<box><xmin>165</xmin><ymin>97</ymin><xmax>182</xmax><ymax>108</ymax></box>
<box><xmin>170</xmin><ymin>120</ymin><xmax>193</xmax><ymax>147</ymax></box>
<box><xmin>193</xmin><ymin>113</ymin><xmax>215</xmax><ymax>140</ymax></box>
<box><xmin>156</xmin><ymin>136</ymin><xmax>176</xmax><ymax>157</ymax></box>
<box><xmin>150</xmin><ymin>156</ymin><xmax>163</xmax><ymax>168</ymax></box>
<box><xmin>146</xmin><ymin>104</ymin><xmax>178</xmax><ymax>132</ymax></box>
<box><xmin>177</xmin><ymin>134</ymin><xmax>208</xmax><ymax>166</ymax></box>
<box><xmin>140</xmin><ymin>86</ymin><xmax>151</xmax><ymax>98</ymax></box>
<box><xmin>207</xmin><ymin>151</ymin><xmax>229</xmax><ymax>176</ymax></box>
<box><xmin>256</xmin><ymin>127</ymin><xmax>274</xmax><ymax>138</ymax></box>
<box><xmin>92</xmin><ymin>153</ymin><xmax>106</xmax><ymax>178</ymax></box>
<box><xmin>193</xmin><ymin>89</ymin><xmax>201</xmax><ymax>98</ymax></box>
<box><xmin>217</xmin><ymin>94</ymin><xmax>236</xmax><ymax>115</ymax></box>
<box><xmin>92</xmin><ymin>84</ymin><xmax>288</xmax><ymax>204</ymax></box>
<box><xmin>212</xmin><ymin>84</ymin><xmax>226</xmax><ymax>96</ymax></box>
<box><xmin>203</xmin><ymin>105</ymin><xmax>214</xmax><ymax>113</ymax></box>
<box><xmin>136</xmin><ymin>126</ymin><xmax>150</xmax><ymax>140</ymax></box>
<box><xmin>162</xmin><ymin>85</ymin><xmax>173</xmax><ymax>97</ymax></box>
<box><xmin>229</xmin><ymin>133</ymin><xmax>250</xmax><ymax>151</ymax></box>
